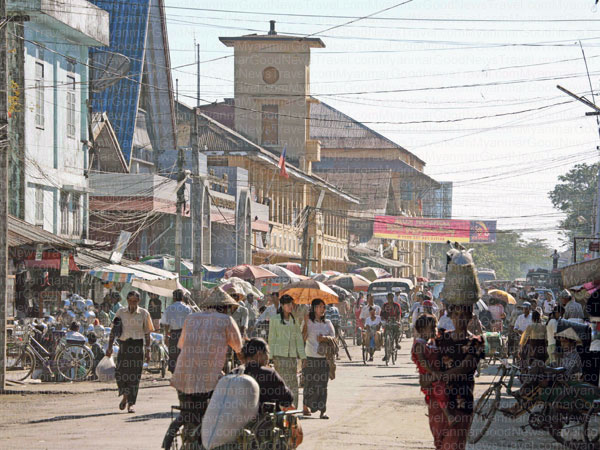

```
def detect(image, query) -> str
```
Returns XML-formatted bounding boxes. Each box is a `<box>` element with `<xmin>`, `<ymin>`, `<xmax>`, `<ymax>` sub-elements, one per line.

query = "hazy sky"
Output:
<box><xmin>165</xmin><ymin>0</ymin><xmax>600</xmax><ymax>250</ymax></box>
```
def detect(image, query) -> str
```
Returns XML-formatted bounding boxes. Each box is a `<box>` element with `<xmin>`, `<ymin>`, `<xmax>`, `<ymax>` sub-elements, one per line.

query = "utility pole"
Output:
<box><xmin>0</xmin><ymin>0</ymin><xmax>9</xmax><ymax>390</ymax></box>
<box><xmin>191</xmin><ymin>110</ymin><xmax>203</xmax><ymax>294</ymax></box>
<box><xmin>557</xmin><ymin>84</ymin><xmax>600</xmax><ymax>259</ymax></box>
<box><xmin>196</xmin><ymin>43</ymin><xmax>200</xmax><ymax>108</ymax></box>
<box><xmin>174</xmin><ymin>150</ymin><xmax>185</xmax><ymax>279</ymax></box>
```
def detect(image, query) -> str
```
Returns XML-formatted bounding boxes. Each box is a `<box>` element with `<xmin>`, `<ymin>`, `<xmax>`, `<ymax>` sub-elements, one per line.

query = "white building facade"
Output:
<box><xmin>8</xmin><ymin>0</ymin><xmax>109</xmax><ymax>240</ymax></box>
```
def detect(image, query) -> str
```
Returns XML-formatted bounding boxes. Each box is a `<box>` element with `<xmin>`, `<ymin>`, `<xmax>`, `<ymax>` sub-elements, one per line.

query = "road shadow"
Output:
<box><xmin>125</xmin><ymin>411</ymin><xmax>171</xmax><ymax>422</ymax></box>
<box><xmin>373</xmin><ymin>374</ymin><xmax>418</xmax><ymax>379</ymax></box>
<box><xmin>26</xmin><ymin>411</ymin><xmax>121</xmax><ymax>424</ymax></box>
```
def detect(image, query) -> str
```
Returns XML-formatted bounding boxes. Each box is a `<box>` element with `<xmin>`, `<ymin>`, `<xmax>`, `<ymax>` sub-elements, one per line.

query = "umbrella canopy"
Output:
<box><xmin>488</xmin><ymin>289</ymin><xmax>516</xmax><ymax>305</ymax></box>
<box><xmin>225</xmin><ymin>264</ymin><xmax>277</xmax><ymax>282</ymax></box>
<box><xmin>326</xmin><ymin>274</ymin><xmax>371</xmax><ymax>292</ymax></box>
<box><xmin>311</xmin><ymin>273</ymin><xmax>330</xmax><ymax>282</ymax></box>
<box><xmin>417</xmin><ymin>276</ymin><xmax>429</xmax><ymax>283</ymax></box>
<box><xmin>275</xmin><ymin>262</ymin><xmax>302</xmax><ymax>275</ymax></box>
<box><xmin>355</xmin><ymin>267</ymin><xmax>391</xmax><ymax>282</ymax></box>
<box><xmin>260</xmin><ymin>264</ymin><xmax>302</xmax><ymax>283</ymax></box>
<box><xmin>329</xmin><ymin>284</ymin><xmax>352</xmax><ymax>300</ymax></box>
<box><xmin>279</xmin><ymin>280</ymin><xmax>339</xmax><ymax>305</ymax></box>
<box><xmin>220</xmin><ymin>277</ymin><xmax>264</xmax><ymax>299</ymax></box>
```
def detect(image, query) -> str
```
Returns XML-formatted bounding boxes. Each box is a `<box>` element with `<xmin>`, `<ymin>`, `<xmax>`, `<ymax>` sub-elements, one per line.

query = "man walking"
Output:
<box><xmin>160</xmin><ymin>289</ymin><xmax>192</xmax><ymax>374</ymax></box>
<box><xmin>106</xmin><ymin>291</ymin><xmax>153</xmax><ymax>413</ymax></box>
<box><xmin>162</xmin><ymin>287</ymin><xmax>243</xmax><ymax>449</ymax></box>
<box><xmin>561</xmin><ymin>289</ymin><xmax>584</xmax><ymax>323</ymax></box>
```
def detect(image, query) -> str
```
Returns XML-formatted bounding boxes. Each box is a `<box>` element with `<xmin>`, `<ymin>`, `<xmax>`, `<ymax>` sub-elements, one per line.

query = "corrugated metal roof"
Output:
<box><xmin>320</xmin><ymin>171</ymin><xmax>392</xmax><ymax>213</ymax></box>
<box><xmin>309</xmin><ymin>100</ymin><xmax>426</xmax><ymax>166</ymax></box>
<box><xmin>8</xmin><ymin>215</ymin><xmax>75</xmax><ymax>249</ymax></box>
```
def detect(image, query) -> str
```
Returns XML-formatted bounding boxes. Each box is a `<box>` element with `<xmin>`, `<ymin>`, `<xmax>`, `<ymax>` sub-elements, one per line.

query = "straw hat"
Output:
<box><xmin>555</xmin><ymin>327</ymin><xmax>582</xmax><ymax>344</ymax></box>
<box><xmin>198</xmin><ymin>287</ymin><xmax>239</xmax><ymax>309</ymax></box>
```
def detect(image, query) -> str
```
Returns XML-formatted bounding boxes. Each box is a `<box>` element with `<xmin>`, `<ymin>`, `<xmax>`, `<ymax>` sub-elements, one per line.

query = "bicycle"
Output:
<box><xmin>469</xmin><ymin>361</ymin><xmax>600</xmax><ymax>449</ymax></box>
<box><xmin>8</xmin><ymin>324</ymin><xmax>94</xmax><ymax>382</ymax></box>
<box><xmin>383</xmin><ymin>319</ymin><xmax>400</xmax><ymax>366</ymax></box>
<box><xmin>333</xmin><ymin>321</ymin><xmax>352</xmax><ymax>361</ymax></box>
<box><xmin>167</xmin><ymin>403</ymin><xmax>302</xmax><ymax>449</ymax></box>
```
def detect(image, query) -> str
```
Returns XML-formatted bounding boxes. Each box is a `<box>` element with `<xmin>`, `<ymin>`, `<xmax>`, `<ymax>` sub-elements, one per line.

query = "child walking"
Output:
<box><xmin>411</xmin><ymin>313</ymin><xmax>454</xmax><ymax>424</ymax></box>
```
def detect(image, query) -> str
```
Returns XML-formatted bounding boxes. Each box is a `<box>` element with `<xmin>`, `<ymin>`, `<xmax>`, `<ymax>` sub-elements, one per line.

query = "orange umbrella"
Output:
<box><xmin>280</xmin><ymin>279</ymin><xmax>339</xmax><ymax>304</ymax></box>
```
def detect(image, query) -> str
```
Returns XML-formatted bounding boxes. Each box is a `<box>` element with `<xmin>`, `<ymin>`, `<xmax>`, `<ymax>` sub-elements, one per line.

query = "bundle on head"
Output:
<box><xmin>441</xmin><ymin>243</ymin><xmax>480</xmax><ymax>306</ymax></box>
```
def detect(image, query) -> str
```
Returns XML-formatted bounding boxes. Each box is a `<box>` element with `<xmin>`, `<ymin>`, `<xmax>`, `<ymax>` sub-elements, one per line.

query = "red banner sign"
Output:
<box><xmin>373</xmin><ymin>216</ymin><xmax>497</xmax><ymax>243</ymax></box>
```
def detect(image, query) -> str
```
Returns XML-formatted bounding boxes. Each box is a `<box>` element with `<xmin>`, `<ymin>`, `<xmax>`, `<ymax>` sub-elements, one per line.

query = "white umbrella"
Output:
<box><xmin>260</xmin><ymin>264</ymin><xmax>302</xmax><ymax>284</ymax></box>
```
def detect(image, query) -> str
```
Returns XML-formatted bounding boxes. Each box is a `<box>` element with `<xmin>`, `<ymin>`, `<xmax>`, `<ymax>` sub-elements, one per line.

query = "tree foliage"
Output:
<box><xmin>433</xmin><ymin>232</ymin><xmax>553</xmax><ymax>280</ymax></box>
<box><xmin>548</xmin><ymin>162</ymin><xmax>599</xmax><ymax>246</ymax></box>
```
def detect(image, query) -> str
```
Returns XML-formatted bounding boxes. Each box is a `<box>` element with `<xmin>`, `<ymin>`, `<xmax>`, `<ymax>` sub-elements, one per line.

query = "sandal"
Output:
<box><xmin>128</xmin><ymin>404</ymin><xmax>136</xmax><ymax>413</ymax></box>
<box><xmin>302</xmin><ymin>407</ymin><xmax>312</xmax><ymax>417</ymax></box>
<box><xmin>319</xmin><ymin>412</ymin><xmax>329</xmax><ymax>420</ymax></box>
<box><xmin>119</xmin><ymin>396</ymin><xmax>127</xmax><ymax>411</ymax></box>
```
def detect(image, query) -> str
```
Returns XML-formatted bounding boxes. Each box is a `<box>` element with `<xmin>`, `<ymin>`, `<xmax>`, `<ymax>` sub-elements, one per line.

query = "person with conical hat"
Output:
<box><xmin>556</xmin><ymin>327</ymin><xmax>583</xmax><ymax>381</ymax></box>
<box><xmin>163</xmin><ymin>287</ymin><xmax>243</xmax><ymax>449</ymax></box>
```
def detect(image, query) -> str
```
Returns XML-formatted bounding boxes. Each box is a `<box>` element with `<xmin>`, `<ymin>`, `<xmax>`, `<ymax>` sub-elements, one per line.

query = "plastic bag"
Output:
<box><xmin>95</xmin><ymin>355</ymin><xmax>116</xmax><ymax>382</ymax></box>
<box><xmin>202</xmin><ymin>373</ymin><xmax>259</xmax><ymax>449</ymax></box>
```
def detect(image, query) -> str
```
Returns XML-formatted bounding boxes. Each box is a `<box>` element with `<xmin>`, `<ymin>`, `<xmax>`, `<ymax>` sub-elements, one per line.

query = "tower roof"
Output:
<box><xmin>219</xmin><ymin>20</ymin><xmax>325</xmax><ymax>48</ymax></box>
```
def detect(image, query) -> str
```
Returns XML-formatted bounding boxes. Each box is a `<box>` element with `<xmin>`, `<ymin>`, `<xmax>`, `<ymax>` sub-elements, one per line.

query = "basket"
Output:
<box><xmin>441</xmin><ymin>262</ymin><xmax>481</xmax><ymax>305</ymax></box>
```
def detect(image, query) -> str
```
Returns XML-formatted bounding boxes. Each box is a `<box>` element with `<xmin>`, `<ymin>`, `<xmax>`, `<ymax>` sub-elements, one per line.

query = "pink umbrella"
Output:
<box><xmin>276</xmin><ymin>262</ymin><xmax>302</xmax><ymax>275</ymax></box>
<box><xmin>225</xmin><ymin>264</ymin><xmax>277</xmax><ymax>282</ymax></box>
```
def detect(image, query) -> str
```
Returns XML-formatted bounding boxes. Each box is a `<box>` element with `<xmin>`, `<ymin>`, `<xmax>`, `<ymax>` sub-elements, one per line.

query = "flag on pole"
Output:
<box><xmin>278</xmin><ymin>146</ymin><xmax>289</xmax><ymax>178</ymax></box>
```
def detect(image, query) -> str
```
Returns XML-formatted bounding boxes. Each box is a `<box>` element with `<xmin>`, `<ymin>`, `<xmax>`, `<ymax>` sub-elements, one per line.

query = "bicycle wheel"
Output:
<box><xmin>362</xmin><ymin>342</ymin><xmax>368</xmax><ymax>365</ymax></box>
<box><xmin>391</xmin><ymin>337</ymin><xmax>398</xmax><ymax>365</ymax></box>
<box><xmin>468</xmin><ymin>385</ymin><xmax>501</xmax><ymax>444</ymax></box>
<box><xmin>8</xmin><ymin>348</ymin><xmax>35</xmax><ymax>381</ymax></box>
<box><xmin>56</xmin><ymin>344</ymin><xmax>94</xmax><ymax>381</ymax></box>
<box><xmin>547</xmin><ymin>392</ymin><xmax>589</xmax><ymax>449</ymax></box>
<box><xmin>584</xmin><ymin>403</ymin><xmax>600</xmax><ymax>447</ymax></box>
<box><xmin>384</xmin><ymin>333</ymin><xmax>391</xmax><ymax>366</ymax></box>
<box><xmin>397</xmin><ymin>323</ymin><xmax>404</xmax><ymax>343</ymax></box>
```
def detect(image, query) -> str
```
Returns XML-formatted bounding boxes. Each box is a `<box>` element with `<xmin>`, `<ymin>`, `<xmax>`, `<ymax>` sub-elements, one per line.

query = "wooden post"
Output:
<box><xmin>191</xmin><ymin>110</ymin><xmax>203</xmax><ymax>294</ymax></box>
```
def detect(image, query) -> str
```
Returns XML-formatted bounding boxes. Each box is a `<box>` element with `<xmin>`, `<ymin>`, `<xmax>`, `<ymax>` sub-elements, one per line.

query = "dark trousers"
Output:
<box><xmin>167</xmin><ymin>329</ymin><xmax>182</xmax><ymax>374</ymax></box>
<box><xmin>303</xmin><ymin>357</ymin><xmax>330</xmax><ymax>413</ymax></box>
<box><xmin>162</xmin><ymin>390</ymin><xmax>213</xmax><ymax>449</ymax></box>
<box><xmin>116</xmin><ymin>339</ymin><xmax>144</xmax><ymax>405</ymax></box>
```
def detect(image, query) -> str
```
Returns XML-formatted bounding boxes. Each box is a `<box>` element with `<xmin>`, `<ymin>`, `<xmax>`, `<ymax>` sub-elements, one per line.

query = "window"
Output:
<box><xmin>71</xmin><ymin>193</ymin><xmax>81</xmax><ymax>236</ymax></box>
<box><xmin>60</xmin><ymin>191</ymin><xmax>69</xmax><ymax>235</ymax></box>
<box><xmin>35</xmin><ymin>186</ymin><xmax>44</xmax><ymax>225</ymax></box>
<box><xmin>261</xmin><ymin>104</ymin><xmax>278</xmax><ymax>145</ymax></box>
<box><xmin>66</xmin><ymin>75</ymin><xmax>76</xmax><ymax>138</ymax></box>
<box><xmin>35</xmin><ymin>62</ymin><xmax>44</xmax><ymax>128</ymax></box>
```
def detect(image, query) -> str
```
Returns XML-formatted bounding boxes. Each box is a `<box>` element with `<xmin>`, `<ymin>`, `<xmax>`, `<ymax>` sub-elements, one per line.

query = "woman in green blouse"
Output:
<box><xmin>268</xmin><ymin>294</ymin><xmax>306</xmax><ymax>407</ymax></box>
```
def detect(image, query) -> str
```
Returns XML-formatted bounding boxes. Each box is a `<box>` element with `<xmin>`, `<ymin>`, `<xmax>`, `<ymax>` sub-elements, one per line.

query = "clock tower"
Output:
<box><xmin>219</xmin><ymin>21</ymin><xmax>325</xmax><ymax>171</ymax></box>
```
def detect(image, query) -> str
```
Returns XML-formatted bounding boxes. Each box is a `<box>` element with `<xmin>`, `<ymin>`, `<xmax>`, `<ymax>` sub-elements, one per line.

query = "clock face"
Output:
<box><xmin>262</xmin><ymin>66</ymin><xmax>279</xmax><ymax>84</ymax></box>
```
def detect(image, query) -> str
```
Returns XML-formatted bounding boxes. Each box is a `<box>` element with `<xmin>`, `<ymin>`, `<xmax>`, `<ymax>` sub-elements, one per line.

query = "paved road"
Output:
<box><xmin>0</xmin><ymin>343</ymin><xmax>564</xmax><ymax>449</ymax></box>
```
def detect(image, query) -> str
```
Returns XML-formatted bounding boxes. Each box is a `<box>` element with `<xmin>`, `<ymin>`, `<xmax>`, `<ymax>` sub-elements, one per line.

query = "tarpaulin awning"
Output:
<box><xmin>359</xmin><ymin>255</ymin><xmax>409</xmax><ymax>269</ymax></box>
<box><xmin>131</xmin><ymin>278</ymin><xmax>189</xmax><ymax>298</ymax></box>
<box><xmin>89</xmin><ymin>264</ymin><xmax>164</xmax><ymax>284</ymax></box>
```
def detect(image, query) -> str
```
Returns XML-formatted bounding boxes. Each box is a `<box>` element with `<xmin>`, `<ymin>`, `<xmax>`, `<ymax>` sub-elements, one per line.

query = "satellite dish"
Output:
<box><xmin>90</xmin><ymin>50</ymin><xmax>131</xmax><ymax>93</ymax></box>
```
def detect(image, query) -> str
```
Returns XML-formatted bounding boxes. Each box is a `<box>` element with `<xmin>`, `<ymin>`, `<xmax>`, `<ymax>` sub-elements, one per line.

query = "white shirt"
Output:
<box><xmin>360</xmin><ymin>304</ymin><xmax>381</xmax><ymax>320</ymax></box>
<box><xmin>437</xmin><ymin>313</ymin><xmax>455</xmax><ymax>332</ymax></box>
<box><xmin>160</xmin><ymin>301</ymin><xmax>193</xmax><ymax>331</ymax></box>
<box><xmin>305</xmin><ymin>319</ymin><xmax>335</xmax><ymax>358</ymax></box>
<box><xmin>542</xmin><ymin>299</ymin><xmax>556</xmax><ymax>315</ymax></box>
<box><xmin>258</xmin><ymin>304</ymin><xmax>278</xmax><ymax>323</ymax></box>
<box><xmin>365</xmin><ymin>316</ymin><xmax>382</xmax><ymax>328</ymax></box>
<box><xmin>547</xmin><ymin>318</ymin><xmax>558</xmax><ymax>346</ymax></box>
<box><xmin>514</xmin><ymin>313</ymin><xmax>533</xmax><ymax>333</ymax></box>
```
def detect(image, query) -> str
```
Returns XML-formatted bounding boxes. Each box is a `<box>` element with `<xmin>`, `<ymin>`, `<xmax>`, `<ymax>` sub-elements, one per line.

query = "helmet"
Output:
<box><xmin>84</xmin><ymin>310</ymin><xmax>96</xmax><ymax>322</ymax></box>
<box><xmin>85</xmin><ymin>299</ymin><xmax>94</xmax><ymax>311</ymax></box>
